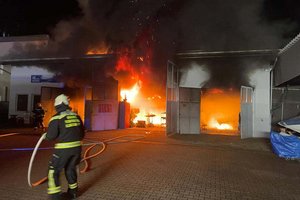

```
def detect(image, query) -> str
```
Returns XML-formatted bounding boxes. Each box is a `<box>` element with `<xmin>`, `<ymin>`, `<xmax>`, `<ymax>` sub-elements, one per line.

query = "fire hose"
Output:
<box><xmin>27</xmin><ymin>133</ymin><xmax>146</xmax><ymax>187</ymax></box>
<box><xmin>0</xmin><ymin>133</ymin><xmax>21</xmax><ymax>138</ymax></box>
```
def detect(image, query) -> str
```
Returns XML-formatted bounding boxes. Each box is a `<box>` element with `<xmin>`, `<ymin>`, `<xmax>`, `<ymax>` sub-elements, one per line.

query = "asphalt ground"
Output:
<box><xmin>0</xmin><ymin>127</ymin><xmax>300</xmax><ymax>200</ymax></box>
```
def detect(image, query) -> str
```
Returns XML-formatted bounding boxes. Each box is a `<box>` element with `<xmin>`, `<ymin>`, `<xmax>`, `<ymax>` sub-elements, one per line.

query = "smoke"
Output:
<box><xmin>177</xmin><ymin>0</ymin><xmax>294</xmax><ymax>51</ymax></box>
<box><xmin>179</xmin><ymin>62</ymin><xmax>210</xmax><ymax>88</ymax></box>
<box><xmin>178</xmin><ymin>55</ymin><xmax>276</xmax><ymax>90</ymax></box>
<box><xmin>6</xmin><ymin>0</ymin><xmax>297</xmax><ymax>91</ymax></box>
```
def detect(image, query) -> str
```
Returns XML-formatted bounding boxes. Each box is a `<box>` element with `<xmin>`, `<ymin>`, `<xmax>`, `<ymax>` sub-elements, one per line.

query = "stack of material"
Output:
<box><xmin>136</xmin><ymin>120</ymin><xmax>146</xmax><ymax>128</ymax></box>
<box><xmin>271</xmin><ymin>116</ymin><xmax>300</xmax><ymax>159</ymax></box>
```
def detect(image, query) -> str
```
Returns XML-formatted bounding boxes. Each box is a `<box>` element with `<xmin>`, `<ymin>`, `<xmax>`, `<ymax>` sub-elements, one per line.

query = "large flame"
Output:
<box><xmin>120</xmin><ymin>81</ymin><xmax>165</xmax><ymax>126</ymax></box>
<box><xmin>208</xmin><ymin>118</ymin><xmax>233</xmax><ymax>130</ymax></box>
<box><xmin>120</xmin><ymin>81</ymin><xmax>141</xmax><ymax>103</ymax></box>
<box><xmin>86</xmin><ymin>44</ymin><xmax>165</xmax><ymax>127</ymax></box>
<box><xmin>132</xmin><ymin>110</ymin><xmax>164</xmax><ymax>125</ymax></box>
<box><xmin>201</xmin><ymin>88</ymin><xmax>240</xmax><ymax>132</ymax></box>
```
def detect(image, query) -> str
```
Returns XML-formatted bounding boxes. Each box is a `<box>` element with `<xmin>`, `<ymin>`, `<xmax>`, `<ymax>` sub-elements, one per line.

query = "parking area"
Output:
<box><xmin>0</xmin><ymin>127</ymin><xmax>300</xmax><ymax>200</ymax></box>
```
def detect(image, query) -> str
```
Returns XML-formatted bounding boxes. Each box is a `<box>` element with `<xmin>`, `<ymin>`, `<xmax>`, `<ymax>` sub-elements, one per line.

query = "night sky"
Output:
<box><xmin>1</xmin><ymin>0</ymin><xmax>300</xmax><ymax>94</ymax></box>
<box><xmin>0</xmin><ymin>0</ymin><xmax>299</xmax><ymax>45</ymax></box>
<box><xmin>0</xmin><ymin>0</ymin><xmax>82</xmax><ymax>36</ymax></box>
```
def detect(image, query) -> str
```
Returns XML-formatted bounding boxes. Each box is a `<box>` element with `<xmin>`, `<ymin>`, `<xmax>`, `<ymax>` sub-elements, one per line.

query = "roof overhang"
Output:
<box><xmin>176</xmin><ymin>49</ymin><xmax>279</xmax><ymax>59</ymax></box>
<box><xmin>0</xmin><ymin>54</ymin><xmax>116</xmax><ymax>66</ymax></box>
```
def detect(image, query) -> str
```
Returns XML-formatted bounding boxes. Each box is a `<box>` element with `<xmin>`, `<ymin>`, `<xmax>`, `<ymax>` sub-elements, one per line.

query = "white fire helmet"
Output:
<box><xmin>54</xmin><ymin>94</ymin><xmax>69</xmax><ymax>106</ymax></box>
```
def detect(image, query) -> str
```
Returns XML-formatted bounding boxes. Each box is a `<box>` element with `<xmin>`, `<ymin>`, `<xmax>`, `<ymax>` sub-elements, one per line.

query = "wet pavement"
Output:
<box><xmin>0</xmin><ymin>127</ymin><xmax>300</xmax><ymax>200</ymax></box>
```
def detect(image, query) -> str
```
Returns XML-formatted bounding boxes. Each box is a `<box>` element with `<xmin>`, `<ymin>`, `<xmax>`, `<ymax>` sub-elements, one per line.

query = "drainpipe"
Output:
<box><xmin>269</xmin><ymin>57</ymin><xmax>278</xmax><ymax>123</ymax></box>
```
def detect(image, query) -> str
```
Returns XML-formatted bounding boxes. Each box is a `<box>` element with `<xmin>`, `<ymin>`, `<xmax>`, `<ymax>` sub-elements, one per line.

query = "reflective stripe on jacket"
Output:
<box><xmin>46</xmin><ymin>109</ymin><xmax>85</xmax><ymax>146</ymax></box>
<box><xmin>55</xmin><ymin>141</ymin><xmax>81</xmax><ymax>149</ymax></box>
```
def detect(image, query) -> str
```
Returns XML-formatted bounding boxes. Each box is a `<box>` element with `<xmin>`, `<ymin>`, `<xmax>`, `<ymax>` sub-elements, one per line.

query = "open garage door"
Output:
<box><xmin>240</xmin><ymin>86</ymin><xmax>254</xmax><ymax>139</ymax></box>
<box><xmin>166</xmin><ymin>61</ymin><xmax>179</xmax><ymax>135</ymax></box>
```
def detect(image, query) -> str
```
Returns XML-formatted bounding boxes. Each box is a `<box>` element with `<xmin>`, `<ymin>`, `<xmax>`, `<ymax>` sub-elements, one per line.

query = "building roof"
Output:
<box><xmin>279</xmin><ymin>32</ymin><xmax>300</xmax><ymax>55</ymax></box>
<box><xmin>0</xmin><ymin>35</ymin><xmax>49</xmax><ymax>43</ymax></box>
<box><xmin>274</xmin><ymin>32</ymin><xmax>300</xmax><ymax>87</ymax></box>
<box><xmin>176</xmin><ymin>49</ymin><xmax>279</xmax><ymax>59</ymax></box>
<box><xmin>0</xmin><ymin>54</ymin><xmax>117</xmax><ymax>66</ymax></box>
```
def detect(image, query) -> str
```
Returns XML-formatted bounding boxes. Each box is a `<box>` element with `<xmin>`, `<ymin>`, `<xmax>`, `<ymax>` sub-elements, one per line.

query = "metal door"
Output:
<box><xmin>240</xmin><ymin>86</ymin><xmax>254</xmax><ymax>139</ymax></box>
<box><xmin>166</xmin><ymin>61</ymin><xmax>179</xmax><ymax>135</ymax></box>
<box><xmin>179</xmin><ymin>88</ymin><xmax>200</xmax><ymax>134</ymax></box>
<box><xmin>90</xmin><ymin>100</ymin><xmax>119</xmax><ymax>131</ymax></box>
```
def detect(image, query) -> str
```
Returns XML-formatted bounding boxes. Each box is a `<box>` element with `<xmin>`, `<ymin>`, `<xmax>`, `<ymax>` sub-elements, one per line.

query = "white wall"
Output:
<box><xmin>249</xmin><ymin>68</ymin><xmax>272</xmax><ymax>138</ymax></box>
<box><xmin>0</xmin><ymin>35</ymin><xmax>58</xmax><ymax>124</ymax></box>
<box><xmin>0</xmin><ymin>65</ymin><xmax>11</xmax><ymax>101</ymax></box>
<box><xmin>0</xmin><ymin>41</ymin><xmax>13</xmax><ymax>102</ymax></box>
<box><xmin>9</xmin><ymin>66</ymin><xmax>63</xmax><ymax>124</ymax></box>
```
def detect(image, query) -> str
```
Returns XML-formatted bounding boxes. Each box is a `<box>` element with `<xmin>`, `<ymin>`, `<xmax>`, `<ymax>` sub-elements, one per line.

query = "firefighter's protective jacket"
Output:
<box><xmin>46</xmin><ymin>107</ymin><xmax>85</xmax><ymax>149</ymax></box>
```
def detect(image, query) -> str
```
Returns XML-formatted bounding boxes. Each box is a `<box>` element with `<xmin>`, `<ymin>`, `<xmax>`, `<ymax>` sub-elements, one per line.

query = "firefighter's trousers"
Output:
<box><xmin>47</xmin><ymin>146</ymin><xmax>81</xmax><ymax>196</ymax></box>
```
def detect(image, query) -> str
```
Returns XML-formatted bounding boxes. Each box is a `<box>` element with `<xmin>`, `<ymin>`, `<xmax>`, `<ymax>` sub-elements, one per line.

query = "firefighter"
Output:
<box><xmin>45</xmin><ymin>94</ymin><xmax>85</xmax><ymax>200</ymax></box>
<box><xmin>32</xmin><ymin>102</ymin><xmax>45</xmax><ymax>130</ymax></box>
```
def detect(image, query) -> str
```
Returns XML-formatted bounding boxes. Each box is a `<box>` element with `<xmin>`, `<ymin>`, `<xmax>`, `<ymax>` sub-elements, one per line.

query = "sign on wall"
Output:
<box><xmin>31</xmin><ymin>75</ymin><xmax>58</xmax><ymax>83</ymax></box>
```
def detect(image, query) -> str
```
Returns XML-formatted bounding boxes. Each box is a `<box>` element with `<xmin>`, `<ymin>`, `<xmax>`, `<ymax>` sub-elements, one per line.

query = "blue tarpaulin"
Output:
<box><xmin>270</xmin><ymin>131</ymin><xmax>300</xmax><ymax>159</ymax></box>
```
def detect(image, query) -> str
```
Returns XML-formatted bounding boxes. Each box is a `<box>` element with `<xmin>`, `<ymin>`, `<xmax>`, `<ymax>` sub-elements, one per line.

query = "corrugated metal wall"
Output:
<box><xmin>272</xmin><ymin>88</ymin><xmax>300</xmax><ymax>123</ymax></box>
<box><xmin>274</xmin><ymin>36</ymin><xmax>300</xmax><ymax>86</ymax></box>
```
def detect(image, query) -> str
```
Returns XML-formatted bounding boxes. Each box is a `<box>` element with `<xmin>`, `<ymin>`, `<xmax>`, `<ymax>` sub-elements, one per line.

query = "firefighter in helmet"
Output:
<box><xmin>45</xmin><ymin>94</ymin><xmax>85</xmax><ymax>199</ymax></box>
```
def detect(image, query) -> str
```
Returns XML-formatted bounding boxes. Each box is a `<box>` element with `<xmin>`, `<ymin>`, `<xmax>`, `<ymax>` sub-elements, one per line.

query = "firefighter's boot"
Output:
<box><xmin>49</xmin><ymin>193</ymin><xmax>61</xmax><ymax>200</ymax></box>
<box><xmin>68</xmin><ymin>188</ymin><xmax>78</xmax><ymax>199</ymax></box>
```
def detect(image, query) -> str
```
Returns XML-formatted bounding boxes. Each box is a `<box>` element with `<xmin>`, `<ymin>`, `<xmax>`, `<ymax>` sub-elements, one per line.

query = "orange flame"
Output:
<box><xmin>208</xmin><ymin>118</ymin><xmax>233</xmax><ymax>130</ymax></box>
<box><xmin>115</xmin><ymin>48</ymin><xmax>165</xmax><ymax>126</ymax></box>
<box><xmin>86</xmin><ymin>47</ymin><xmax>108</xmax><ymax>55</ymax></box>
<box><xmin>133</xmin><ymin>110</ymin><xmax>165</xmax><ymax>125</ymax></box>
<box><xmin>120</xmin><ymin>82</ymin><xmax>165</xmax><ymax>125</ymax></box>
<box><xmin>120</xmin><ymin>81</ymin><xmax>141</xmax><ymax>103</ymax></box>
<box><xmin>86</xmin><ymin>42</ymin><xmax>165</xmax><ymax>127</ymax></box>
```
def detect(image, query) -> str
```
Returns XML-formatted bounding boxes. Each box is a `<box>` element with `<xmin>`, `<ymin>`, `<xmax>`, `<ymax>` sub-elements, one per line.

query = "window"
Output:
<box><xmin>17</xmin><ymin>94</ymin><xmax>28</xmax><ymax>111</ymax></box>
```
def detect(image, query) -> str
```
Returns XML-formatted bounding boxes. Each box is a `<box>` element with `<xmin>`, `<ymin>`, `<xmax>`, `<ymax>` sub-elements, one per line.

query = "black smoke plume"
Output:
<box><xmin>5</xmin><ymin>0</ymin><xmax>298</xmax><ymax>92</ymax></box>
